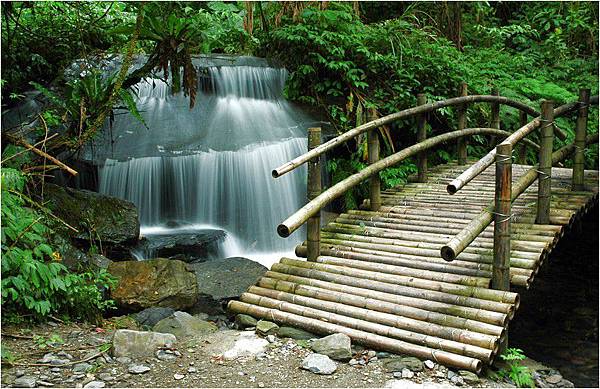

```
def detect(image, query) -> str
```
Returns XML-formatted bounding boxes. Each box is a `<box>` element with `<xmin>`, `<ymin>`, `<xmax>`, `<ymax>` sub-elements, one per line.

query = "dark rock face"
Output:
<box><xmin>44</xmin><ymin>183</ymin><xmax>140</xmax><ymax>258</ymax></box>
<box><xmin>134</xmin><ymin>229</ymin><xmax>226</xmax><ymax>262</ymax></box>
<box><xmin>108</xmin><ymin>259</ymin><xmax>198</xmax><ymax>311</ymax></box>
<box><xmin>52</xmin><ymin>235</ymin><xmax>112</xmax><ymax>272</ymax></box>
<box><xmin>134</xmin><ymin>307</ymin><xmax>176</xmax><ymax>329</ymax></box>
<box><xmin>188</xmin><ymin>257</ymin><xmax>268</xmax><ymax>314</ymax></box>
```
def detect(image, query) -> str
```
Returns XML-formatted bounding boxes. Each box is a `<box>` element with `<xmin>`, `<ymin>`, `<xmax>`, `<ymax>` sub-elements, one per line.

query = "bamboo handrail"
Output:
<box><xmin>277</xmin><ymin>128</ymin><xmax>531</xmax><ymax>238</ymax></box>
<box><xmin>447</xmin><ymin>96</ymin><xmax>600</xmax><ymax>194</ymax></box>
<box><xmin>440</xmin><ymin>133</ymin><xmax>599</xmax><ymax>261</ymax></box>
<box><xmin>272</xmin><ymin>95</ymin><xmax>564</xmax><ymax>178</ymax></box>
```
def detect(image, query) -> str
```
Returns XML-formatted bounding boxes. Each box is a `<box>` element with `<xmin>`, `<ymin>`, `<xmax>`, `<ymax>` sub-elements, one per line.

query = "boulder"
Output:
<box><xmin>134</xmin><ymin>307</ymin><xmax>176</xmax><ymax>328</ymax></box>
<box><xmin>301</xmin><ymin>354</ymin><xmax>337</xmax><ymax>375</ymax></box>
<box><xmin>108</xmin><ymin>259</ymin><xmax>197</xmax><ymax>311</ymax></box>
<box><xmin>44</xmin><ymin>183</ymin><xmax>139</xmax><ymax>258</ymax></box>
<box><xmin>309</xmin><ymin>333</ymin><xmax>352</xmax><ymax>361</ymax></box>
<box><xmin>235</xmin><ymin>314</ymin><xmax>257</xmax><ymax>329</ymax></box>
<box><xmin>134</xmin><ymin>229</ymin><xmax>227</xmax><ymax>262</ymax></box>
<box><xmin>152</xmin><ymin>311</ymin><xmax>217</xmax><ymax>338</ymax></box>
<box><xmin>52</xmin><ymin>235</ymin><xmax>112</xmax><ymax>272</ymax></box>
<box><xmin>277</xmin><ymin>327</ymin><xmax>317</xmax><ymax>340</ymax></box>
<box><xmin>111</xmin><ymin>329</ymin><xmax>176</xmax><ymax>358</ymax></box>
<box><xmin>188</xmin><ymin>257</ymin><xmax>267</xmax><ymax>314</ymax></box>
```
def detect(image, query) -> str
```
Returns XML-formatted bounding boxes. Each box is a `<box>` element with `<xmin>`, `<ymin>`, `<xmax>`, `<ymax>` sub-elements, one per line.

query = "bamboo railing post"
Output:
<box><xmin>416</xmin><ymin>93</ymin><xmax>428</xmax><ymax>183</ymax></box>
<box><xmin>517</xmin><ymin>111</ymin><xmax>528</xmax><ymax>164</ymax></box>
<box><xmin>536</xmin><ymin>101</ymin><xmax>554</xmax><ymax>224</ymax></box>
<box><xmin>492</xmin><ymin>142</ymin><xmax>512</xmax><ymax>291</ymax></box>
<box><xmin>457</xmin><ymin>82</ymin><xmax>469</xmax><ymax>165</ymax></box>
<box><xmin>307</xmin><ymin>127</ymin><xmax>322</xmax><ymax>261</ymax></box>
<box><xmin>368</xmin><ymin>114</ymin><xmax>381</xmax><ymax>211</ymax></box>
<box><xmin>572</xmin><ymin>88</ymin><xmax>590</xmax><ymax>191</ymax></box>
<box><xmin>489</xmin><ymin>88</ymin><xmax>500</xmax><ymax>146</ymax></box>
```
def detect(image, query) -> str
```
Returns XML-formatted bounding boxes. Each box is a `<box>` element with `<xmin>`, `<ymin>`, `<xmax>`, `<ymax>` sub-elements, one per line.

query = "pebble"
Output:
<box><xmin>83</xmin><ymin>381</ymin><xmax>105</xmax><ymax>388</ymax></box>
<box><xmin>15</xmin><ymin>369</ymin><xmax>26</xmax><ymax>377</ymax></box>
<box><xmin>424</xmin><ymin>360</ymin><xmax>435</xmax><ymax>369</ymax></box>
<box><xmin>367</xmin><ymin>350</ymin><xmax>377</xmax><ymax>358</ymax></box>
<box><xmin>97</xmin><ymin>373</ymin><xmax>114</xmax><ymax>382</ymax></box>
<box><xmin>174</xmin><ymin>373</ymin><xmax>185</xmax><ymax>380</ymax></box>
<box><xmin>393</xmin><ymin>372</ymin><xmax>403</xmax><ymax>379</ymax></box>
<box><xmin>73</xmin><ymin>363</ymin><xmax>92</xmax><ymax>374</ymax></box>
<box><xmin>128</xmin><ymin>364</ymin><xmax>151</xmax><ymax>374</ymax></box>
<box><xmin>56</xmin><ymin>351</ymin><xmax>74</xmax><ymax>360</ymax></box>
<box><xmin>188</xmin><ymin>367</ymin><xmax>197</xmax><ymax>373</ymax></box>
<box><xmin>546</xmin><ymin>374</ymin><xmax>563</xmax><ymax>384</ymax></box>
<box><xmin>156</xmin><ymin>350</ymin><xmax>177</xmax><ymax>362</ymax></box>
<box><xmin>115</xmin><ymin>357</ymin><xmax>131</xmax><ymax>365</ymax></box>
<box><xmin>50</xmin><ymin>368</ymin><xmax>61</xmax><ymax>373</ymax></box>
<box><xmin>401</xmin><ymin>368</ymin><xmax>414</xmax><ymax>379</ymax></box>
<box><xmin>301</xmin><ymin>353</ymin><xmax>337</xmax><ymax>375</ymax></box>
<box><xmin>258</xmin><ymin>383</ymin><xmax>265</xmax><ymax>388</ymax></box>
<box><xmin>13</xmin><ymin>376</ymin><xmax>37</xmax><ymax>388</ymax></box>
<box><xmin>349</xmin><ymin>358</ymin><xmax>359</xmax><ymax>366</ymax></box>
<box><xmin>37</xmin><ymin>381</ymin><xmax>54</xmax><ymax>387</ymax></box>
<box><xmin>266</xmin><ymin>335</ymin><xmax>276</xmax><ymax>343</ymax></box>
<box><xmin>450</xmin><ymin>375</ymin><xmax>465</xmax><ymax>386</ymax></box>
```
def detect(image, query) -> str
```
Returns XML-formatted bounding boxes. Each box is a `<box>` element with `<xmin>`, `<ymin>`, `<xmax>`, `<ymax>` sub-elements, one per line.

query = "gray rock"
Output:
<box><xmin>301</xmin><ymin>354</ymin><xmax>337</xmax><ymax>375</ymax></box>
<box><xmin>134</xmin><ymin>228</ymin><xmax>226</xmax><ymax>263</ymax></box>
<box><xmin>50</xmin><ymin>368</ymin><xmax>61</xmax><ymax>373</ymax></box>
<box><xmin>383</xmin><ymin>357</ymin><xmax>423</xmax><ymax>373</ymax></box>
<box><xmin>450</xmin><ymin>375</ymin><xmax>465</xmax><ymax>386</ymax></box>
<box><xmin>134</xmin><ymin>307</ymin><xmax>176</xmax><ymax>328</ymax></box>
<box><xmin>187</xmin><ymin>367</ymin><xmax>197</xmax><ymax>373</ymax></box>
<box><xmin>13</xmin><ymin>376</ymin><xmax>37</xmax><ymax>388</ymax></box>
<box><xmin>97</xmin><ymin>373</ymin><xmax>114</xmax><ymax>382</ymax></box>
<box><xmin>349</xmin><ymin>358</ymin><xmax>359</xmax><ymax>366</ymax></box>
<box><xmin>447</xmin><ymin>370</ymin><xmax>457</xmax><ymax>380</ymax></box>
<box><xmin>15</xmin><ymin>369</ymin><xmax>25</xmax><ymax>377</ymax></box>
<box><xmin>156</xmin><ymin>350</ymin><xmax>178</xmax><ymax>362</ymax></box>
<box><xmin>39</xmin><ymin>353</ymin><xmax>57</xmax><ymax>363</ymax></box>
<box><xmin>115</xmin><ymin>357</ymin><xmax>132</xmax><ymax>365</ymax></box>
<box><xmin>235</xmin><ymin>314</ymin><xmax>257</xmax><ymax>329</ymax></box>
<box><xmin>546</xmin><ymin>374</ymin><xmax>562</xmax><ymax>384</ymax></box>
<box><xmin>265</xmin><ymin>335</ymin><xmax>276</xmax><ymax>343</ymax></box>
<box><xmin>256</xmin><ymin>320</ymin><xmax>279</xmax><ymax>336</ymax></box>
<box><xmin>109</xmin><ymin>259</ymin><xmax>198</xmax><ymax>311</ymax></box>
<box><xmin>401</xmin><ymin>368</ymin><xmax>414</xmax><ymax>379</ymax></box>
<box><xmin>83</xmin><ymin>381</ymin><xmax>106</xmax><ymax>388</ymax></box>
<box><xmin>276</xmin><ymin>326</ymin><xmax>317</xmax><ymax>340</ymax></box>
<box><xmin>188</xmin><ymin>257</ymin><xmax>267</xmax><ymax>314</ymax></box>
<box><xmin>310</xmin><ymin>333</ymin><xmax>352</xmax><ymax>361</ymax></box>
<box><xmin>376</xmin><ymin>352</ymin><xmax>392</xmax><ymax>359</ymax></box>
<box><xmin>128</xmin><ymin>364</ymin><xmax>151</xmax><ymax>374</ymax></box>
<box><xmin>424</xmin><ymin>360</ymin><xmax>435</xmax><ymax>369</ymax></box>
<box><xmin>37</xmin><ymin>381</ymin><xmax>54</xmax><ymax>387</ymax></box>
<box><xmin>173</xmin><ymin>373</ymin><xmax>185</xmax><ymax>380</ymax></box>
<box><xmin>56</xmin><ymin>351</ymin><xmax>73</xmax><ymax>360</ymax></box>
<box><xmin>73</xmin><ymin>363</ymin><xmax>92</xmax><ymax>374</ymax></box>
<box><xmin>153</xmin><ymin>311</ymin><xmax>217</xmax><ymax>338</ymax></box>
<box><xmin>393</xmin><ymin>372</ymin><xmax>403</xmax><ymax>379</ymax></box>
<box><xmin>112</xmin><ymin>329</ymin><xmax>176</xmax><ymax>358</ymax></box>
<box><xmin>458</xmin><ymin>370</ymin><xmax>479</xmax><ymax>385</ymax></box>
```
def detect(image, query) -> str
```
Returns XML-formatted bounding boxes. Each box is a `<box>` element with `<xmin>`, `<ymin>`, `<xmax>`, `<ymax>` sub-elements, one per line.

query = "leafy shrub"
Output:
<box><xmin>1</xmin><ymin>168</ymin><xmax>115</xmax><ymax>322</ymax></box>
<box><xmin>498</xmin><ymin>348</ymin><xmax>534</xmax><ymax>388</ymax></box>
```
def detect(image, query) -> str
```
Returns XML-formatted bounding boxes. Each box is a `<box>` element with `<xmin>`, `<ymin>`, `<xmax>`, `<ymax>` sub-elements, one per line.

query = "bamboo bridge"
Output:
<box><xmin>228</xmin><ymin>88</ymin><xmax>599</xmax><ymax>373</ymax></box>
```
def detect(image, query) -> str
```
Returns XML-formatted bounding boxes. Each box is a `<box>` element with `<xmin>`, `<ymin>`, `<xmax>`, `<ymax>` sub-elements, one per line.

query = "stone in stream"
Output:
<box><xmin>309</xmin><ymin>333</ymin><xmax>352</xmax><ymax>361</ymax></box>
<box><xmin>255</xmin><ymin>320</ymin><xmax>279</xmax><ymax>336</ymax></box>
<box><xmin>301</xmin><ymin>354</ymin><xmax>337</xmax><ymax>375</ymax></box>
<box><xmin>112</xmin><ymin>329</ymin><xmax>176</xmax><ymax>358</ymax></box>
<box><xmin>277</xmin><ymin>326</ymin><xmax>317</xmax><ymax>340</ymax></box>
<box><xmin>134</xmin><ymin>307</ymin><xmax>176</xmax><ymax>328</ymax></box>
<box><xmin>188</xmin><ymin>257</ymin><xmax>268</xmax><ymax>315</ymax></box>
<box><xmin>109</xmin><ymin>259</ymin><xmax>198</xmax><ymax>311</ymax></box>
<box><xmin>153</xmin><ymin>311</ymin><xmax>217</xmax><ymax>338</ymax></box>
<box><xmin>235</xmin><ymin>314</ymin><xmax>257</xmax><ymax>329</ymax></box>
<box><xmin>13</xmin><ymin>376</ymin><xmax>37</xmax><ymax>388</ymax></box>
<box><xmin>134</xmin><ymin>229</ymin><xmax>226</xmax><ymax>263</ymax></box>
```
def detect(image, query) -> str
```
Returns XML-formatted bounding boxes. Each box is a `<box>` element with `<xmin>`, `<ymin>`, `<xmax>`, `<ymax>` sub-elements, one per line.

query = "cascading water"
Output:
<box><xmin>97</xmin><ymin>58</ymin><xmax>313</xmax><ymax>267</ymax></box>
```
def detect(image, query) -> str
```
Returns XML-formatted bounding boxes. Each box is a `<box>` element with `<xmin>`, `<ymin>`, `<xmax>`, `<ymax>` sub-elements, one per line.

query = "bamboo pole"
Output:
<box><xmin>417</xmin><ymin>93</ymin><xmax>428</xmax><ymax>182</ymax></box>
<box><xmin>272</xmin><ymin>95</ymin><xmax>571</xmax><ymax>178</ymax></box>
<box><xmin>492</xmin><ymin>142</ymin><xmax>512</xmax><ymax>291</ymax></box>
<box><xmin>368</xmin><ymin>113</ymin><xmax>381</xmax><ymax>211</ymax></box>
<box><xmin>572</xmin><ymin>89</ymin><xmax>590</xmax><ymax>191</ymax></box>
<box><xmin>457</xmin><ymin>83</ymin><xmax>469</xmax><ymax>165</ymax></box>
<box><xmin>517</xmin><ymin>111</ymin><xmax>528</xmax><ymax>164</ymax></box>
<box><xmin>307</xmin><ymin>127</ymin><xmax>321</xmax><ymax>261</ymax></box>
<box><xmin>489</xmin><ymin>88</ymin><xmax>500</xmax><ymax>147</ymax></box>
<box><xmin>278</xmin><ymin>128</ymin><xmax>531</xmax><ymax>238</ymax></box>
<box><xmin>440</xmin><ymin>134</ymin><xmax>597</xmax><ymax>261</ymax></box>
<box><xmin>536</xmin><ymin>101</ymin><xmax>554</xmax><ymax>225</ymax></box>
<box><xmin>227</xmin><ymin>300</ymin><xmax>484</xmax><ymax>372</ymax></box>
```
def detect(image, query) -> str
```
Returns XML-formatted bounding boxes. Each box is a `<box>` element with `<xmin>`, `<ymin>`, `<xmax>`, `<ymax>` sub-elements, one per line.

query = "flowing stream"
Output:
<box><xmin>97</xmin><ymin>59</ymin><xmax>314</xmax><ymax>267</ymax></box>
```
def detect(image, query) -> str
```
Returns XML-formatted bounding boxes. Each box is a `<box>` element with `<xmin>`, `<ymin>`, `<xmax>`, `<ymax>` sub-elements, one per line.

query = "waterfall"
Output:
<box><xmin>98</xmin><ymin>61</ymin><xmax>313</xmax><ymax>264</ymax></box>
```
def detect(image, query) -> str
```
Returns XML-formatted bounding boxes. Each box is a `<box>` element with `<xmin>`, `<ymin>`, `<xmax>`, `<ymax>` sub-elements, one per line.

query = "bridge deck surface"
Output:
<box><xmin>228</xmin><ymin>162</ymin><xmax>599</xmax><ymax>372</ymax></box>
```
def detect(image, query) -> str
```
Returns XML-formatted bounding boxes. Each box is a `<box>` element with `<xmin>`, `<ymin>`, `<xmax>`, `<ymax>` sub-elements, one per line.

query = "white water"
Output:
<box><xmin>98</xmin><ymin>63</ymin><xmax>313</xmax><ymax>262</ymax></box>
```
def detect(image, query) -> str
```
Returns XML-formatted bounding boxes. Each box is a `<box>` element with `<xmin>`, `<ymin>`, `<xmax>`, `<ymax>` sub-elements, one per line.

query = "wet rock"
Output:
<box><xmin>383</xmin><ymin>357</ymin><xmax>423</xmax><ymax>373</ymax></box>
<box><xmin>153</xmin><ymin>311</ymin><xmax>217</xmax><ymax>338</ymax></box>
<box><xmin>188</xmin><ymin>257</ymin><xmax>268</xmax><ymax>314</ymax></box>
<box><xmin>128</xmin><ymin>364</ymin><xmax>151</xmax><ymax>374</ymax></box>
<box><xmin>276</xmin><ymin>326</ymin><xmax>316</xmax><ymax>340</ymax></box>
<box><xmin>134</xmin><ymin>229</ymin><xmax>226</xmax><ymax>263</ymax></box>
<box><xmin>83</xmin><ymin>381</ymin><xmax>106</xmax><ymax>388</ymax></box>
<box><xmin>256</xmin><ymin>320</ymin><xmax>279</xmax><ymax>336</ymax></box>
<box><xmin>44</xmin><ymin>183</ymin><xmax>139</xmax><ymax>257</ymax></box>
<box><xmin>73</xmin><ymin>363</ymin><xmax>92</xmax><ymax>374</ymax></box>
<box><xmin>109</xmin><ymin>259</ymin><xmax>198</xmax><ymax>311</ymax></box>
<box><xmin>13</xmin><ymin>376</ymin><xmax>37</xmax><ymax>388</ymax></box>
<box><xmin>134</xmin><ymin>307</ymin><xmax>176</xmax><ymax>329</ymax></box>
<box><xmin>235</xmin><ymin>314</ymin><xmax>257</xmax><ymax>329</ymax></box>
<box><xmin>112</xmin><ymin>329</ymin><xmax>176</xmax><ymax>358</ymax></box>
<box><xmin>459</xmin><ymin>370</ymin><xmax>479</xmax><ymax>385</ymax></box>
<box><xmin>309</xmin><ymin>333</ymin><xmax>352</xmax><ymax>361</ymax></box>
<box><xmin>301</xmin><ymin>354</ymin><xmax>337</xmax><ymax>375</ymax></box>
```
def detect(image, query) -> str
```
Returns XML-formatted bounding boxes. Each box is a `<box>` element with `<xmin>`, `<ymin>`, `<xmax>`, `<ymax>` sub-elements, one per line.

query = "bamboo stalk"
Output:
<box><xmin>227</xmin><ymin>300</ymin><xmax>484</xmax><ymax>372</ymax></box>
<box><xmin>536</xmin><ymin>101</ymin><xmax>554</xmax><ymax>224</ymax></box>
<box><xmin>307</xmin><ymin>127</ymin><xmax>322</xmax><ymax>261</ymax></box>
<box><xmin>517</xmin><ymin>111</ymin><xmax>529</xmax><ymax>164</ymax></box>
<box><xmin>490</xmin><ymin>88</ymin><xmax>500</xmax><ymax>147</ymax></box>
<box><xmin>492</xmin><ymin>142</ymin><xmax>512</xmax><ymax>291</ymax></box>
<box><xmin>368</xmin><ymin>118</ymin><xmax>381</xmax><ymax>211</ymax></box>
<box><xmin>572</xmin><ymin>89</ymin><xmax>590</xmax><ymax>191</ymax></box>
<box><xmin>417</xmin><ymin>93</ymin><xmax>428</xmax><ymax>182</ymax></box>
<box><xmin>457</xmin><ymin>83</ymin><xmax>469</xmax><ymax>165</ymax></box>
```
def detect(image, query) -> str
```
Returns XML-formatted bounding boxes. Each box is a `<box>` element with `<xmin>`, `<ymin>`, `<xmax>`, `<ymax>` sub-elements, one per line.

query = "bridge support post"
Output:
<box><xmin>572</xmin><ymin>88</ymin><xmax>590</xmax><ymax>191</ymax></box>
<box><xmin>517</xmin><ymin>111</ymin><xmax>528</xmax><ymax>164</ymax></box>
<box><xmin>536</xmin><ymin>101</ymin><xmax>554</xmax><ymax>224</ymax></box>
<box><xmin>307</xmin><ymin>127</ymin><xmax>322</xmax><ymax>262</ymax></box>
<box><xmin>489</xmin><ymin>88</ymin><xmax>500</xmax><ymax>146</ymax></box>
<box><xmin>456</xmin><ymin>82</ymin><xmax>468</xmax><ymax>165</ymax></box>
<box><xmin>492</xmin><ymin>142</ymin><xmax>512</xmax><ymax>291</ymax></box>
<box><xmin>368</xmin><ymin>115</ymin><xmax>381</xmax><ymax>211</ymax></box>
<box><xmin>416</xmin><ymin>93</ymin><xmax>428</xmax><ymax>183</ymax></box>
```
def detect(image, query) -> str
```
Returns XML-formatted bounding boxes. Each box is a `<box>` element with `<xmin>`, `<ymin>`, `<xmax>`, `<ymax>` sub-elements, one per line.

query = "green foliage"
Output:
<box><xmin>1</xmin><ymin>168</ymin><xmax>116</xmax><ymax>322</ymax></box>
<box><xmin>497</xmin><ymin>348</ymin><xmax>534</xmax><ymax>388</ymax></box>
